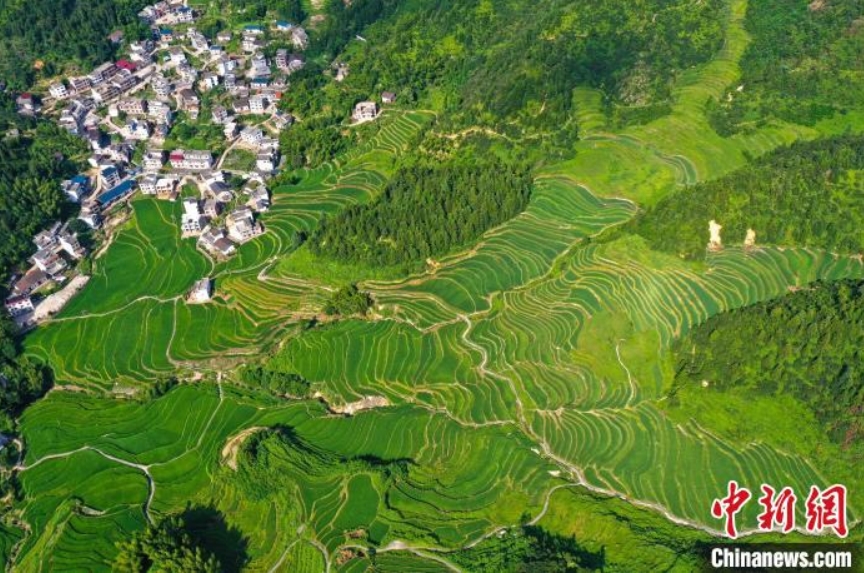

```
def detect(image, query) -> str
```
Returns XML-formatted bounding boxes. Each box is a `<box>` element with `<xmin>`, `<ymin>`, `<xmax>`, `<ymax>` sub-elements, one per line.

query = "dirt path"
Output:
<box><xmin>221</xmin><ymin>426</ymin><xmax>264</xmax><ymax>470</ymax></box>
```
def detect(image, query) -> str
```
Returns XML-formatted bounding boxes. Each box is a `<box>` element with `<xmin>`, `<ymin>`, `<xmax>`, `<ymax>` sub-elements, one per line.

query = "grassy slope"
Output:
<box><xmin>9</xmin><ymin>0</ymin><xmax>864</xmax><ymax>569</ymax></box>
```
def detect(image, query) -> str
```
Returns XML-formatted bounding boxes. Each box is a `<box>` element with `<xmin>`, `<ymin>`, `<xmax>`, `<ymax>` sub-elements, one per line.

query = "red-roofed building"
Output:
<box><xmin>116</xmin><ymin>59</ymin><xmax>138</xmax><ymax>72</ymax></box>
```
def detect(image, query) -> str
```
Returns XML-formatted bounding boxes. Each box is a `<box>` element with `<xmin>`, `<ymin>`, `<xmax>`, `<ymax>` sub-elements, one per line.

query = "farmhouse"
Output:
<box><xmin>249</xmin><ymin>94</ymin><xmax>268</xmax><ymax>114</ymax></box>
<box><xmin>246</xmin><ymin>185</ymin><xmax>270</xmax><ymax>212</ymax></box>
<box><xmin>256</xmin><ymin>150</ymin><xmax>277</xmax><ymax>173</ymax></box>
<box><xmin>291</xmin><ymin>27</ymin><xmax>309</xmax><ymax>49</ymax></box>
<box><xmin>12</xmin><ymin>269</ymin><xmax>49</xmax><ymax>296</ymax></box>
<box><xmin>50</xmin><ymin>82</ymin><xmax>69</xmax><ymax>100</ymax></box>
<box><xmin>352</xmin><ymin>101</ymin><xmax>378</xmax><ymax>122</ymax></box>
<box><xmin>100</xmin><ymin>165</ymin><xmax>121</xmax><ymax>189</ymax></box>
<box><xmin>143</xmin><ymin>149</ymin><xmax>165</xmax><ymax>171</ymax></box>
<box><xmin>211</xmin><ymin>105</ymin><xmax>229</xmax><ymax>125</ymax></box>
<box><xmin>139</xmin><ymin>174</ymin><xmax>159</xmax><ymax>194</ymax></box>
<box><xmin>199</xmin><ymin>226</ymin><xmax>236</xmax><ymax>257</ymax></box>
<box><xmin>170</xmin><ymin>149</ymin><xmax>213</xmax><ymax>171</ymax></box>
<box><xmin>5</xmin><ymin>295</ymin><xmax>34</xmax><ymax>317</ymax></box>
<box><xmin>61</xmin><ymin>175</ymin><xmax>91</xmax><ymax>203</ymax></box>
<box><xmin>118</xmin><ymin>98</ymin><xmax>147</xmax><ymax>116</ymax></box>
<box><xmin>123</xmin><ymin>119</ymin><xmax>151</xmax><ymax>141</ymax></box>
<box><xmin>32</xmin><ymin>249</ymin><xmax>67</xmax><ymax>276</ymax></box>
<box><xmin>69</xmin><ymin>77</ymin><xmax>92</xmax><ymax>94</ymax></box>
<box><xmin>181</xmin><ymin>198</ymin><xmax>207</xmax><ymax>234</ymax></box>
<box><xmin>97</xmin><ymin>180</ymin><xmax>136</xmax><ymax>208</ymax></box>
<box><xmin>241</xmin><ymin>126</ymin><xmax>264</xmax><ymax>146</ymax></box>
<box><xmin>382</xmin><ymin>91</ymin><xmax>397</xmax><ymax>104</ymax></box>
<box><xmin>226</xmin><ymin>206</ymin><xmax>263</xmax><ymax>242</ymax></box>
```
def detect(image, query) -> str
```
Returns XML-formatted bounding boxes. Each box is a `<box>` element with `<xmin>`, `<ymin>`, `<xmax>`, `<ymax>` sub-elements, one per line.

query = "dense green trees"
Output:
<box><xmin>708</xmin><ymin>0</ymin><xmax>864</xmax><ymax>134</ymax></box>
<box><xmin>672</xmin><ymin>279</ymin><xmax>864</xmax><ymax>455</ymax></box>
<box><xmin>278</xmin><ymin>113</ymin><xmax>351</xmax><ymax>168</ymax></box>
<box><xmin>449</xmin><ymin>525</ymin><xmax>604</xmax><ymax>572</ymax></box>
<box><xmin>0</xmin><ymin>109</ymin><xmax>88</xmax><ymax>280</ymax></box>
<box><xmin>239</xmin><ymin>366</ymin><xmax>310</xmax><ymax>397</ymax></box>
<box><xmin>0</xmin><ymin>0</ymin><xmax>149</xmax><ymax>89</ymax></box>
<box><xmin>305</xmin><ymin>0</ymin><xmax>723</xmax><ymax>134</ymax></box>
<box><xmin>310</xmin><ymin>161</ymin><xmax>533</xmax><ymax>266</ymax></box>
<box><xmin>113</xmin><ymin>516</ymin><xmax>221</xmax><ymax>572</ymax></box>
<box><xmin>626</xmin><ymin>136</ymin><xmax>864</xmax><ymax>258</ymax></box>
<box><xmin>324</xmin><ymin>284</ymin><xmax>373</xmax><ymax>317</ymax></box>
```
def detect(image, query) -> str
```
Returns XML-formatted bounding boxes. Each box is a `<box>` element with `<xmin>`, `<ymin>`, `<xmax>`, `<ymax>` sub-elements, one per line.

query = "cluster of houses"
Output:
<box><xmin>138</xmin><ymin>0</ymin><xmax>197</xmax><ymax>26</ymax></box>
<box><xmin>5</xmin><ymin>0</ymin><xmax>406</xmax><ymax>319</ymax></box>
<box><xmin>4</xmin><ymin>222</ymin><xmax>88</xmax><ymax>321</ymax></box>
<box><xmin>189</xmin><ymin>177</ymin><xmax>270</xmax><ymax>258</ymax></box>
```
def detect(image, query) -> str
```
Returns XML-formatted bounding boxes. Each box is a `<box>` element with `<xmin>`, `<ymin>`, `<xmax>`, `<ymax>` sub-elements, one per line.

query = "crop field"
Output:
<box><xmin>23</xmin><ymin>111</ymin><xmax>433</xmax><ymax>388</ymax></box>
<box><xmin>11</xmin><ymin>0</ymin><xmax>864</xmax><ymax>569</ymax></box>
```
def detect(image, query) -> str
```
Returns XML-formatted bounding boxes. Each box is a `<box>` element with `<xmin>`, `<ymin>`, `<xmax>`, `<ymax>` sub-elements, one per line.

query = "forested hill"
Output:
<box><xmin>708</xmin><ymin>0</ymin><xmax>864</xmax><ymax>134</ymax></box>
<box><xmin>290</xmin><ymin>0</ymin><xmax>724</xmax><ymax>135</ymax></box>
<box><xmin>670</xmin><ymin>279</ymin><xmax>864</xmax><ymax>490</ymax></box>
<box><xmin>309</xmin><ymin>161</ymin><xmax>533</xmax><ymax>267</ymax></box>
<box><xmin>0</xmin><ymin>0</ymin><xmax>149</xmax><ymax>89</ymax></box>
<box><xmin>623</xmin><ymin>136</ymin><xmax>864</xmax><ymax>258</ymax></box>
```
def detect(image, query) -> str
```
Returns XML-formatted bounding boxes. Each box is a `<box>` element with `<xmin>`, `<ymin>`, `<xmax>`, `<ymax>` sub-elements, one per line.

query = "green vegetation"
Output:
<box><xmin>625</xmin><ymin>136</ymin><xmax>864</xmax><ymax>258</ymax></box>
<box><xmin>708</xmin><ymin>0</ymin><xmax>864</xmax><ymax>134</ymax></box>
<box><xmin>450</xmin><ymin>525</ymin><xmax>603</xmax><ymax>572</ymax></box>
<box><xmin>279</xmin><ymin>115</ymin><xmax>353</xmax><ymax>168</ymax></box>
<box><xmin>9</xmin><ymin>0</ymin><xmax>864</xmax><ymax>569</ymax></box>
<box><xmin>310</xmin><ymin>161</ymin><xmax>533</xmax><ymax>266</ymax></box>
<box><xmin>0</xmin><ymin>109</ymin><xmax>88</xmax><ymax>281</ymax></box>
<box><xmin>113</xmin><ymin>515</ymin><xmax>221</xmax><ymax>572</ymax></box>
<box><xmin>308</xmin><ymin>0</ymin><xmax>725</xmax><ymax>135</ymax></box>
<box><xmin>668</xmin><ymin>279</ymin><xmax>864</xmax><ymax>497</ymax></box>
<box><xmin>239</xmin><ymin>366</ymin><xmax>310</xmax><ymax>397</ymax></box>
<box><xmin>0</xmin><ymin>0</ymin><xmax>148</xmax><ymax>89</ymax></box>
<box><xmin>323</xmin><ymin>284</ymin><xmax>373</xmax><ymax>317</ymax></box>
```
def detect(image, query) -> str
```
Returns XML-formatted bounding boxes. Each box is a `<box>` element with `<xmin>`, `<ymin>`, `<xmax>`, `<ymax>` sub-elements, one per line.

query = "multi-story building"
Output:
<box><xmin>169</xmin><ymin>149</ymin><xmax>213</xmax><ymax>171</ymax></box>
<box><xmin>50</xmin><ymin>82</ymin><xmax>69</xmax><ymax>99</ymax></box>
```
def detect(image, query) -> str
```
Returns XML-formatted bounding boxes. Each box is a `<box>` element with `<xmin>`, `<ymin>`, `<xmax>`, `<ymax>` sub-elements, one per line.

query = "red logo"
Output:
<box><xmin>711</xmin><ymin>481</ymin><xmax>848</xmax><ymax>539</ymax></box>
<box><xmin>757</xmin><ymin>485</ymin><xmax>796</xmax><ymax>533</ymax></box>
<box><xmin>805</xmin><ymin>485</ymin><xmax>848</xmax><ymax>538</ymax></box>
<box><xmin>711</xmin><ymin>480</ymin><xmax>752</xmax><ymax>539</ymax></box>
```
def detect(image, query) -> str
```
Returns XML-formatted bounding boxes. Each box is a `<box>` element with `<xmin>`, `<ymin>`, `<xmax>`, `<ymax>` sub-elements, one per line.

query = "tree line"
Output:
<box><xmin>0</xmin><ymin>0</ymin><xmax>149</xmax><ymax>89</ymax></box>
<box><xmin>708</xmin><ymin>0</ymin><xmax>864</xmax><ymax>135</ymax></box>
<box><xmin>624</xmin><ymin>136</ymin><xmax>864</xmax><ymax>258</ymax></box>
<box><xmin>672</xmin><ymin>279</ymin><xmax>864</xmax><ymax>457</ymax></box>
<box><xmin>309</xmin><ymin>160</ymin><xmax>533</xmax><ymax>267</ymax></box>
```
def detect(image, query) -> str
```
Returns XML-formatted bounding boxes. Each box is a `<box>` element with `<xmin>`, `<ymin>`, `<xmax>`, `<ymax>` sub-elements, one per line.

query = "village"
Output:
<box><xmin>5</xmin><ymin>0</ymin><xmax>396</xmax><ymax>327</ymax></box>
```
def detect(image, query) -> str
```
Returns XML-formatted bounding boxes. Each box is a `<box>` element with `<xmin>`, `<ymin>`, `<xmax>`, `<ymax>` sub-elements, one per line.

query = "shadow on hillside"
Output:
<box><xmin>181</xmin><ymin>504</ymin><xmax>250</xmax><ymax>573</ymax></box>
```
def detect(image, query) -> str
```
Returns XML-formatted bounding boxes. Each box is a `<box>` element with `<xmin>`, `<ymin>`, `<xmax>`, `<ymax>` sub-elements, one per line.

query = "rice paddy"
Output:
<box><xmin>11</xmin><ymin>0</ymin><xmax>864</xmax><ymax>569</ymax></box>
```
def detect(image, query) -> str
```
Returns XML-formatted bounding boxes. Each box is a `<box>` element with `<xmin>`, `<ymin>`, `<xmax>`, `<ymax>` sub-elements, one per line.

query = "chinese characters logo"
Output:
<box><xmin>711</xmin><ymin>481</ymin><xmax>847</xmax><ymax>539</ymax></box>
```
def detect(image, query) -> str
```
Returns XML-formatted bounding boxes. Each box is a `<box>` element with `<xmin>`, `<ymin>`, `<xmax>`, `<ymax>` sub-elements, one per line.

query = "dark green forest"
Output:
<box><xmin>449</xmin><ymin>525</ymin><xmax>604</xmax><ymax>572</ymax></box>
<box><xmin>0</xmin><ymin>93</ymin><xmax>86</xmax><ymax>452</ymax></box>
<box><xmin>671</xmin><ymin>279</ymin><xmax>864</xmax><ymax>460</ymax></box>
<box><xmin>309</xmin><ymin>161</ymin><xmax>533</xmax><ymax>266</ymax></box>
<box><xmin>625</xmin><ymin>136</ymin><xmax>864</xmax><ymax>258</ymax></box>
<box><xmin>0</xmin><ymin>98</ymin><xmax>88</xmax><ymax>280</ymax></box>
<box><xmin>708</xmin><ymin>0</ymin><xmax>864</xmax><ymax>134</ymax></box>
<box><xmin>0</xmin><ymin>0</ymin><xmax>149</xmax><ymax>89</ymax></box>
<box><xmin>282</xmin><ymin>0</ymin><xmax>724</xmax><ymax>140</ymax></box>
<box><xmin>113</xmin><ymin>516</ymin><xmax>221</xmax><ymax>572</ymax></box>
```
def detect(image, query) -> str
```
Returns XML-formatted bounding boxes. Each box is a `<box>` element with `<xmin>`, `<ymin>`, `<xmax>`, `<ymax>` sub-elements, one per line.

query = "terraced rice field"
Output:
<box><xmin>23</xmin><ymin>111</ymin><xmax>433</xmax><ymax>388</ymax></box>
<box><xmin>12</xmin><ymin>0</ymin><xmax>864</xmax><ymax>569</ymax></box>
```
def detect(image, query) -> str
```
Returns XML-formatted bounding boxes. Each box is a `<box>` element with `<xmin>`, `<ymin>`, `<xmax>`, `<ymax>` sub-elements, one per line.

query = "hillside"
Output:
<box><xmin>3</xmin><ymin>0</ymin><xmax>864</xmax><ymax>570</ymax></box>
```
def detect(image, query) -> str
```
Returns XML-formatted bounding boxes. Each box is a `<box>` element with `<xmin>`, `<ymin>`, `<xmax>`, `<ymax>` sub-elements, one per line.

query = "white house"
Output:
<box><xmin>241</xmin><ymin>126</ymin><xmax>264</xmax><ymax>146</ymax></box>
<box><xmin>5</xmin><ymin>295</ymin><xmax>34</xmax><ymax>317</ymax></box>
<box><xmin>352</xmin><ymin>101</ymin><xmax>378</xmax><ymax>122</ymax></box>
<box><xmin>50</xmin><ymin>82</ymin><xmax>69</xmax><ymax>99</ymax></box>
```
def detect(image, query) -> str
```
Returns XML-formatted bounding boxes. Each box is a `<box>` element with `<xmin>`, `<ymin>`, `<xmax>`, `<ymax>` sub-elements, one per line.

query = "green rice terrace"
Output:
<box><xmin>4</xmin><ymin>0</ymin><xmax>864</xmax><ymax>570</ymax></box>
